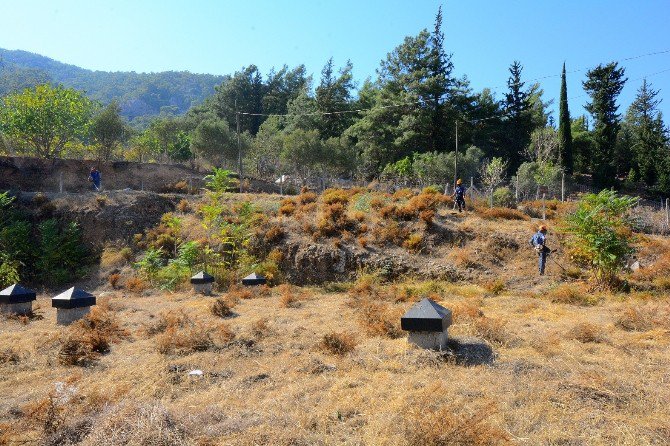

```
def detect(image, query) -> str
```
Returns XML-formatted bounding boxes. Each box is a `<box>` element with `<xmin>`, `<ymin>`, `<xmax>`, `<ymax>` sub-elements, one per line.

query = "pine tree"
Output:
<box><xmin>583</xmin><ymin>62</ymin><xmax>627</xmax><ymax>188</ymax></box>
<box><xmin>558</xmin><ymin>62</ymin><xmax>573</xmax><ymax>173</ymax></box>
<box><xmin>625</xmin><ymin>79</ymin><xmax>667</xmax><ymax>186</ymax></box>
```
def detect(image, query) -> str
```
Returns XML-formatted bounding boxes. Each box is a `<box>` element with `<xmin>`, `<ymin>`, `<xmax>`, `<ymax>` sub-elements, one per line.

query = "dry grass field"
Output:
<box><xmin>1</xmin><ymin>276</ymin><xmax>669</xmax><ymax>445</ymax></box>
<box><xmin>2</xmin><ymin>188</ymin><xmax>670</xmax><ymax>445</ymax></box>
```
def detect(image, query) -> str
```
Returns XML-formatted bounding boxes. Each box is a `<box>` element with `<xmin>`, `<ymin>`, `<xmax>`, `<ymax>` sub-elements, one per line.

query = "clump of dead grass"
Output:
<box><xmin>319</xmin><ymin>332</ymin><xmax>357</xmax><ymax>355</ymax></box>
<box><xmin>615</xmin><ymin>304</ymin><xmax>670</xmax><ymax>331</ymax></box>
<box><xmin>100</xmin><ymin>246</ymin><xmax>132</xmax><ymax>269</ymax></box>
<box><xmin>124</xmin><ymin>276</ymin><xmax>147</xmax><ymax>293</ymax></box>
<box><xmin>277</xmin><ymin>284</ymin><xmax>304</xmax><ymax>308</ymax></box>
<box><xmin>211</xmin><ymin>297</ymin><xmax>235</xmax><ymax>318</ymax></box>
<box><xmin>545</xmin><ymin>283</ymin><xmax>600</xmax><ymax>306</ymax></box>
<box><xmin>567</xmin><ymin>322</ymin><xmax>608</xmax><ymax>343</ymax></box>
<box><xmin>356</xmin><ymin>300</ymin><xmax>404</xmax><ymax>338</ymax></box>
<box><xmin>482</xmin><ymin>278</ymin><xmax>506</xmax><ymax>295</ymax></box>
<box><xmin>403</xmin><ymin>385</ymin><xmax>512</xmax><ymax>446</ymax></box>
<box><xmin>58</xmin><ymin>305</ymin><xmax>129</xmax><ymax>366</ymax></box>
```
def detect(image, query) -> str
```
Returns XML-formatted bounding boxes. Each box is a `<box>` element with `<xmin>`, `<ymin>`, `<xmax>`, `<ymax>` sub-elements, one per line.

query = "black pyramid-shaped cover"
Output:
<box><xmin>51</xmin><ymin>287</ymin><xmax>96</xmax><ymax>309</ymax></box>
<box><xmin>0</xmin><ymin>284</ymin><xmax>37</xmax><ymax>304</ymax></box>
<box><xmin>191</xmin><ymin>271</ymin><xmax>215</xmax><ymax>284</ymax></box>
<box><xmin>242</xmin><ymin>272</ymin><xmax>267</xmax><ymax>286</ymax></box>
<box><xmin>401</xmin><ymin>298</ymin><xmax>452</xmax><ymax>332</ymax></box>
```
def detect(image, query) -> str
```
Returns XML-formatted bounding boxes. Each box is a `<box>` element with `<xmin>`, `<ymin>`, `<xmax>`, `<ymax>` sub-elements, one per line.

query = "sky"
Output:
<box><xmin>1</xmin><ymin>0</ymin><xmax>669</xmax><ymax>120</ymax></box>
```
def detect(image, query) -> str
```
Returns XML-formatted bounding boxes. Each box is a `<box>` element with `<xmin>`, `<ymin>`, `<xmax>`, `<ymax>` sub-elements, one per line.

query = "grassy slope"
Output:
<box><xmin>1</xmin><ymin>190</ymin><xmax>670</xmax><ymax>445</ymax></box>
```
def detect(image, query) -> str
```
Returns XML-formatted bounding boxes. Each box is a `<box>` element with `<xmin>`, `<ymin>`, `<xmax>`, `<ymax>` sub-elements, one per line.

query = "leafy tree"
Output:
<box><xmin>168</xmin><ymin>131</ymin><xmax>192</xmax><ymax>162</ymax></box>
<box><xmin>570</xmin><ymin>116</ymin><xmax>593</xmax><ymax>174</ymax></box>
<box><xmin>558</xmin><ymin>62</ymin><xmax>573</xmax><ymax>173</ymax></box>
<box><xmin>190</xmin><ymin>118</ymin><xmax>238</xmax><ymax>167</ymax></box>
<box><xmin>0</xmin><ymin>84</ymin><xmax>93</xmax><ymax>158</ymax></box>
<box><xmin>281</xmin><ymin>129</ymin><xmax>323</xmax><ymax>183</ymax></box>
<box><xmin>564</xmin><ymin>190</ymin><xmax>637</xmax><ymax>289</ymax></box>
<box><xmin>36</xmin><ymin>219</ymin><xmax>87</xmax><ymax>285</ymax></box>
<box><xmin>90</xmin><ymin>100</ymin><xmax>128</xmax><ymax>161</ymax></box>
<box><xmin>262</xmin><ymin>65</ymin><xmax>308</xmax><ymax>116</ymax></box>
<box><xmin>480</xmin><ymin>157</ymin><xmax>508</xmax><ymax>207</ymax></box>
<box><xmin>203</xmin><ymin>168</ymin><xmax>238</xmax><ymax>193</ymax></box>
<box><xmin>583</xmin><ymin>62</ymin><xmax>627</xmax><ymax>187</ymax></box>
<box><xmin>128</xmin><ymin>129</ymin><xmax>161</xmax><ymax>162</ymax></box>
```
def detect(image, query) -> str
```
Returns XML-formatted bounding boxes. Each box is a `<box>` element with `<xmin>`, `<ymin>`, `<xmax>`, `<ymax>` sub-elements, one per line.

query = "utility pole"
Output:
<box><xmin>236</xmin><ymin>99</ymin><xmax>242</xmax><ymax>193</ymax></box>
<box><xmin>453</xmin><ymin>121</ymin><xmax>458</xmax><ymax>187</ymax></box>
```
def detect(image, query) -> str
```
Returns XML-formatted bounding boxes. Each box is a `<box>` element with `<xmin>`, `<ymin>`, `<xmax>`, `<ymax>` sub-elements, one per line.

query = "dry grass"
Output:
<box><xmin>545</xmin><ymin>283</ymin><xmax>600</xmax><ymax>306</ymax></box>
<box><xmin>176</xmin><ymin>199</ymin><xmax>191</xmax><ymax>213</ymax></box>
<box><xmin>480</xmin><ymin>207</ymin><xmax>529</xmax><ymax>220</ymax></box>
<box><xmin>277</xmin><ymin>284</ymin><xmax>303</xmax><ymax>308</ymax></box>
<box><xmin>100</xmin><ymin>246</ymin><xmax>132</xmax><ymax>269</ymax></box>
<box><xmin>482</xmin><ymin>278</ymin><xmax>506</xmax><ymax>295</ymax></box>
<box><xmin>319</xmin><ymin>332</ymin><xmax>357</xmax><ymax>355</ymax></box>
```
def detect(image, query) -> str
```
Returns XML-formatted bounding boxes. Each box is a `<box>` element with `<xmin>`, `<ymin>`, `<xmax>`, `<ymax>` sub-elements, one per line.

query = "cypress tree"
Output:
<box><xmin>558</xmin><ymin>62</ymin><xmax>573</xmax><ymax>173</ymax></box>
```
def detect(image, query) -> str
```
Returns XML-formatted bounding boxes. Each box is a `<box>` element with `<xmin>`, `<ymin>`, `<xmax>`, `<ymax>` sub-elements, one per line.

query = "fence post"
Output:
<box><xmin>515</xmin><ymin>175</ymin><xmax>519</xmax><ymax>202</ymax></box>
<box><xmin>561</xmin><ymin>172</ymin><xmax>565</xmax><ymax>202</ymax></box>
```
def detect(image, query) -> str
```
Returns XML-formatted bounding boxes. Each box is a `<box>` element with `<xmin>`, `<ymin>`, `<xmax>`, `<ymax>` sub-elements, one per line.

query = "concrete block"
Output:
<box><xmin>193</xmin><ymin>282</ymin><xmax>213</xmax><ymax>295</ymax></box>
<box><xmin>0</xmin><ymin>301</ymin><xmax>32</xmax><ymax>315</ymax></box>
<box><xmin>407</xmin><ymin>330</ymin><xmax>449</xmax><ymax>350</ymax></box>
<box><xmin>56</xmin><ymin>306</ymin><xmax>91</xmax><ymax>325</ymax></box>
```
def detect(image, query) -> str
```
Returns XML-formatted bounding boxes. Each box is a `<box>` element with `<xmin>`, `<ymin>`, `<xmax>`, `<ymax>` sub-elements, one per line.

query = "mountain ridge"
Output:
<box><xmin>0</xmin><ymin>48</ymin><xmax>227</xmax><ymax>126</ymax></box>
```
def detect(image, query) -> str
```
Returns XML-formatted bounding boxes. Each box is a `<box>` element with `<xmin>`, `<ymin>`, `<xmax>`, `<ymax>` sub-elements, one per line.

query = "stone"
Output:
<box><xmin>52</xmin><ymin>287</ymin><xmax>96</xmax><ymax>325</ymax></box>
<box><xmin>242</xmin><ymin>272</ymin><xmax>267</xmax><ymax>287</ymax></box>
<box><xmin>191</xmin><ymin>271</ymin><xmax>214</xmax><ymax>295</ymax></box>
<box><xmin>401</xmin><ymin>298</ymin><xmax>453</xmax><ymax>350</ymax></box>
<box><xmin>0</xmin><ymin>284</ymin><xmax>37</xmax><ymax>315</ymax></box>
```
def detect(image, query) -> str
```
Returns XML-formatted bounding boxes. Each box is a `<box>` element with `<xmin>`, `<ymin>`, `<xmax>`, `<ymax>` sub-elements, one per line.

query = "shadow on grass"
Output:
<box><xmin>444</xmin><ymin>336</ymin><xmax>495</xmax><ymax>366</ymax></box>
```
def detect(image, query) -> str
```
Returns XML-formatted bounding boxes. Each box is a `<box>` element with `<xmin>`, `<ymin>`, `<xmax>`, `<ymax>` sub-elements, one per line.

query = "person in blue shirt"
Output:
<box><xmin>530</xmin><ymin>225</ymin><xmax>550</xmax><ymax>275</ymax></box>
<box><xmin>452</xmin><ymin>178</ymin><xmax>466</xmax><ymax>212</ymax></box>
<box><xmin>88</xmin><ymin>167</ymin><xmax>101</xmax><ymax>191</ymax></box>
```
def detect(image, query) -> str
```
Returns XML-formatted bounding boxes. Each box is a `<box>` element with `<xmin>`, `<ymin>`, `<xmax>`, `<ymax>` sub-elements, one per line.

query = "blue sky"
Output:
<box><xmin>1</xmin><ymin>0</ymin><xmax>669</xmax><ymax>119</ymax></box>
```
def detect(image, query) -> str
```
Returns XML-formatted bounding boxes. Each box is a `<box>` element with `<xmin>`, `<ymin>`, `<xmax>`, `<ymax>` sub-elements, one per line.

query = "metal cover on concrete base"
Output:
<box><xmin>52</xmin><ymin>287</ymin><xmax>96</xmax><ymax>309</ymax></box>
<box><xmin>0</xmin><ymin>284</ymin><xmax>37</xmax><ymax>304</ymax></box>
<box><xmin>193</xmin><ymin>282</ymin><xmax>213</xmax><ymax>295</ymax></box>
<box><xmin>242</xmin><ymin>273</ymin><xmax>266</xmax><ymax>286</ymax></box>
<box><xmin>401</xmin><ymin>298</ymin><xmax>452</xmax><ymax>332</ymax></box>
<box><xmin>191</xmin><ymin>271</ymin><xmax>215</xmax><ymax>284</ymax></box>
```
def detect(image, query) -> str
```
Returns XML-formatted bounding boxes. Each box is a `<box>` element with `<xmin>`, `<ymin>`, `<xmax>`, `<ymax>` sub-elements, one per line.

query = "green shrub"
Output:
<box><xmin>36</xmin><ymin>219</ymin><xmax>87</xmax><ymax>285</ymax></box>
<box><xmin>564</xmin><ymin>190</ymin><xmax>638</xmax><ymax>290</ymax></box>
<box><xmin>493</xmin><ymin>187</ymin><xmax>516</xmax><ymax>208</ymax></box>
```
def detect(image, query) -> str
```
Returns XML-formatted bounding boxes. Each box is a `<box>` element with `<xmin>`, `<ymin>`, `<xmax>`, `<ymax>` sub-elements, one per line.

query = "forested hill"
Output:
<box><xmin>0</xmin><ymin>48</ymin><xmax>226</xmax><ymax>125</ymax></box>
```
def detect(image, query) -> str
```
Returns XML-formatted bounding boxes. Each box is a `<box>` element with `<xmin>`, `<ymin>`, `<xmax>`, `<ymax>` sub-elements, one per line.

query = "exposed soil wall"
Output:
<box><xmin>0</xmin><ymin>156</ymin><xmax>280</xmax><ymax>194</ymax></box>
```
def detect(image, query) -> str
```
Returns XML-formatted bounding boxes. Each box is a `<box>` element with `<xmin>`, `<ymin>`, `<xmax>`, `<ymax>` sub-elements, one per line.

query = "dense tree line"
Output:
<box><xmin>0</xmin><ymin>8</ymin><xmax>668</xmax><ymax>195</ymax></box>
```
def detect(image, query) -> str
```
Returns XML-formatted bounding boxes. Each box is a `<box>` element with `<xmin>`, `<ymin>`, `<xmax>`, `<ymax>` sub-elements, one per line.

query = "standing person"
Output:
<box><xmin>530</xmin><ymin>225</ymin><xmax>550</xmax><ymax>275</ymax></box>
<box><xmin>452</xmin><ymin>178</ymin><xmax>466</xmax><ymax>212</ymax></box>
<box><xmin>88</xmin><ymin>167</ymin><xmax>101</xmax><ymax>191</ymax></box>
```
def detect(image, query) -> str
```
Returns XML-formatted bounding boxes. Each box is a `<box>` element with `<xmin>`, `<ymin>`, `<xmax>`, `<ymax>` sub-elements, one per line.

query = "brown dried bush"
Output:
<box><xmin>474</xmin><ymin>317</ymin><xmax>510</xmax><ymax>346</ymax></box>
<box><xmin>251</xmin><ymin>318</ymin><xmax>271</xmax><ymax>338</ymax></box>
<box><xmin>211</xmin><ymin>298</ymin><xmax>234</xmax><ymax>318</ymax></box>
<box><xmin>264</xmin><ymin>224</ymin><xmax>284</xmax><ymax>244</ymax></box>
<box><xmin>482</xmin><ymin>279</ymin><xmax>506</xmax><ymax>296</ymax></box>
<box><xmin>279</xmin><ymin>199</ymin><xmax>296</xmax><ymax>216</ymax></box>
<box><xmin>320</xmin><ymin>332</ymin><xmax>357</xmax><ymax>355</ymax></box>
<box><xmin>108</xmin><ymin>273</ymin><xmax>121</xmax><ymax>289</ymax></box>
<box><xmin>227</xmin><ymin>285</ymin><xmax>254</xmax><ymax>301</ymax></box>
<box><xmin>357</xmin><ymin>300</ymin><xmax>403</xmax><ymax>338</ymax></box>
<box><xmin>297</xmin><ymin>191</ymin><xmax>317</xmax><ymax>205</ymax></box>
<box><xmin>277</xmin><ymin>284</ymin><xmax>302</xmax><ymax>308</ymax></box>
<box><xmin>176</xmin><ymin>199</ymin><xmax>190</xmax><ymax>213</ymax></box>
<box><xmin>567</xmin><ymin>322</ymin><xmax>608</xmax><ymax>343</ymax></box>
<box><xmin>124</xmin><ymin>276</ymin><xmax>147</xmax><ymax>293</ymax></box>
<box><xmin>403</xmin><ymin>233</ymin><xmax>424</xmax><ymax>253</ymax></box>
<box><xmin>322</xmin><ymin>188</ymin><xmax>350</xmax><ymax>205</ymax></box>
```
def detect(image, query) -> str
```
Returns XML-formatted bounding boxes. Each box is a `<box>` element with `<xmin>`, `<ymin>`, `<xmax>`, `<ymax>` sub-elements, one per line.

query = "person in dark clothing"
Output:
<box><xmin>530</xmin><ymin>225</ymin><xmax>550</xmax><ymax>275</ymax></box>
<box><xmin>88</xmin><ymin>167</ymin><xmax>101</xmax><ymax>191</ymax></box>
<box><xmin>452</xmin><ymin>178</ymin><xmax>466</xmax><ymax>212</ymax></box>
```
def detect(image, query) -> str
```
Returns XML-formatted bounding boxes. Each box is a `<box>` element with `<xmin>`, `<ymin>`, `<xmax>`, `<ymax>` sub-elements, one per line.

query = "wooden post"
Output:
<box><xmin>515</xmin><ymin>175</ymin><xmax>519</xmax><ymax>202</ymax></box>
<box><xmin>453</xmin><ymin>121</ymin><xmax>458</xmax><ymax>188</ymax></box>
<box><xmin>236</xmin><ymin>99</ymin><xmax>242</xmax><ymax>193</ymax></box>
<box><xmin>561</xmin><ymin>172</ymin><xmax>565</xmax><ymax>202</ymax></box>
